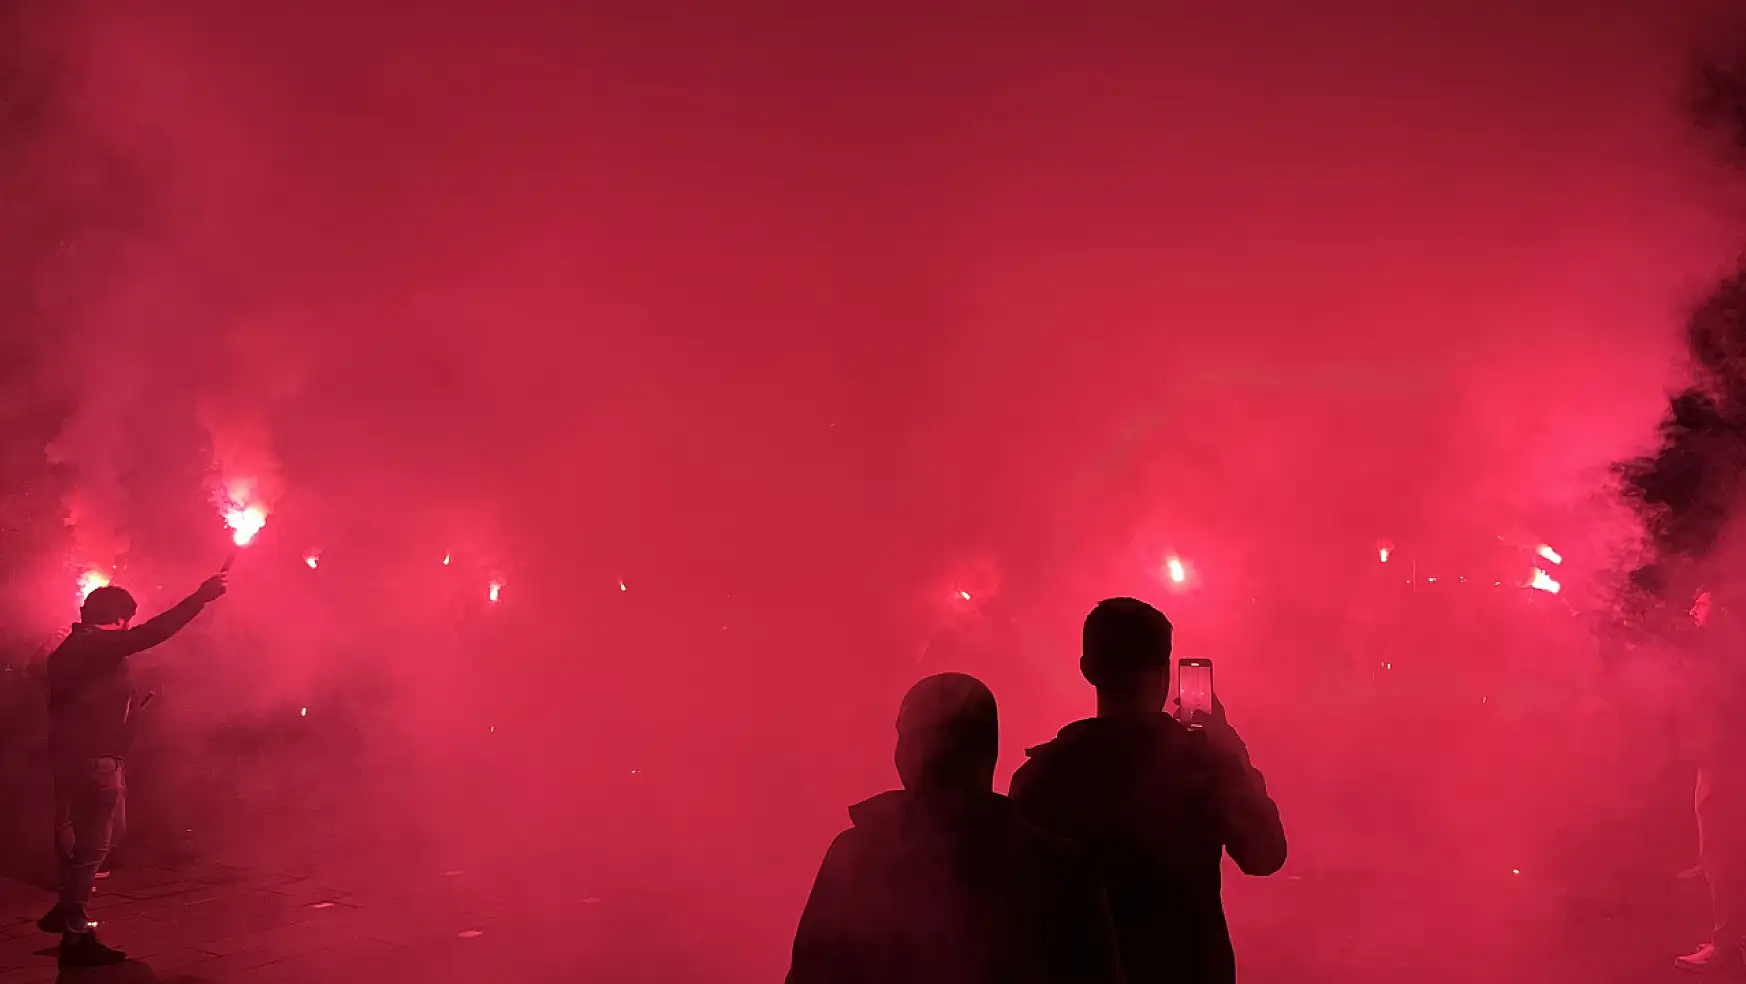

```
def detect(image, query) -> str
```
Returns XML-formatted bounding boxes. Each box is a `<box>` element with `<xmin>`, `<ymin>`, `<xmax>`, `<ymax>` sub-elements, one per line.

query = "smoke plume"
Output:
<box><xmin>1615</xmin><ymin>48</ymin><xmax>1746</xmax><ymax>618</ymax></box>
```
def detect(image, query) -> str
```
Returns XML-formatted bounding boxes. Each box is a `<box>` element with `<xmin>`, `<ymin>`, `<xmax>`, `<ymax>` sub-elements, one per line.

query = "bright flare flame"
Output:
<box><xmin>78</xmin><ymin>570</ymin><xmax>110</xmax><ymax>601</ymax></box>
<box><xmin>958</xmin><ymin>590</ymin><xmax>972</xmax><ymax>601</ymax></box>
<box><xmin>1529</xmin><ymin>568</ymin><xmax>1561</xmax><ymax>594</ymax></box>
<box><xmin>300</xmin><ymin>707</ymin><xmax>307</xmax><ymax>717</ymax></box>
<box><xmin>443</xmin><ymin>553</ymin><xmax>451</xmax><ymax>566</ymax></box>
<box><xmin>1536</xmin><ymin>544</ymin><xmax>1562</xmax><ymax>565</ymax></box>
<box><xmin>488</xmin><ymin>581</ymin><xmax>502</xmax><ymax>603</ymax></box>
<box><xmin>225</xmin><ymin>505</ymin><xmax>267</xmax><ymax>546</ymax></box>
<box><xmin>1379</xmin><ymin>547</ymin><xmax>1391</xmax><ymax>563</ymax></box>
<box><xmin>305</xmin><ymin>553</ymin><xmax>319</xmax><ymax>569</ymax></box>
<box><xmin>1165</xmin><ymin>556</ymin><xmax>1187</xmax><ymax>584</ymax></box>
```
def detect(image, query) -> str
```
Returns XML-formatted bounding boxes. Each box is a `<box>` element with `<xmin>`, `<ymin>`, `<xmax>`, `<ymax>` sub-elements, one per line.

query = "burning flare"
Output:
<box><xmin>1536</xmin><ymin>544</ymin><xmax>1562</xmax><ymax>565</ymax></box>
<box><xmin>1165</xmin><ymin>556</ymin><xmax>1187</xmax><ymax>584</ymax></box>
<box><xmin>488</xmin><ymin>581</ymin><xmax>502</xmax><ymax>603</ymax></box>
<box><xmin>78</xmin><ymin>569</ymin><xmax>110</xmax><ymax>601</ymax></box>
<box><xmin>304</xmin><ymin>552</ymin><xmax>320</xmax><ymax>569</ymax></box>
<box><xmin>225</xmin><ymin>504</ymin><xmax>267</xmax><ymax>546</ymax></box>
<box><xmin>1529</xmin><ymin>568</ymin><xmax>1561</xmax><ymax>594</ymax></box>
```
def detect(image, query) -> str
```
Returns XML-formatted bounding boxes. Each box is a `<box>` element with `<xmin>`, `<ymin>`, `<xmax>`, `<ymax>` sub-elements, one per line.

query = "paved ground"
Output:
<box><xmin>0</xmin><ymin>729</ymin><xmax>1717</xmax><ymax>983</ymax></box>
<box><xmin>0</xmin><ymin>854</ymin><xmax>616</xmax><ymax>984</ymax></box>
<box><xmin>0</xmin><ymin>851</ymin><xmax>1716</xmax><ymax>984</ymax></box>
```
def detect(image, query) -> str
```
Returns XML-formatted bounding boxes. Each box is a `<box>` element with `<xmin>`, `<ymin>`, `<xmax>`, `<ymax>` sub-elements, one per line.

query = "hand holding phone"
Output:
<box><xmin>1176</xmin><ymin>658</ymin><xmax>1214</xmax><ymax>726</ymax></box>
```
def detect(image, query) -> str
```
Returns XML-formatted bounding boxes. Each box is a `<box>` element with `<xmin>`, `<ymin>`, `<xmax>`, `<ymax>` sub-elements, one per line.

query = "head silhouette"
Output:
<box><xmin>894</xmin><ymin>672</ymin><xmax>999</xmax><ymax>793</ymax></box>
<box><xmin>1081</xmin><ymin>597</ymin><xmax>1173</xmax><ymax>713</ymax></box>
<box><xmin>80</xmin><ymin>585</ymin><xmax>138</xmax><ymax>628</ymax></box>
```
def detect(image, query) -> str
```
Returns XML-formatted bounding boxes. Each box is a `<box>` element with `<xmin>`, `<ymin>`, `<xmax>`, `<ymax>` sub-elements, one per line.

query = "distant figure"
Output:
<box><xmin>1011</xmin><ymin>598</ymin><xmax>1286</xmax><ymax>984</ymax></box>
<box><xmin>788</xmin><ymin>672</ymin><xmax>1127</xmax><ymax>984</ymax></box>
<box><xmin>1678</xmin><ymin>590</ymin><xmax>1746</xmax><ymax>975</ymax></box>
<box><xmin>37</xmin><ymin>572</ymin><xmax>228</xmax><ymax>968</ymax></box>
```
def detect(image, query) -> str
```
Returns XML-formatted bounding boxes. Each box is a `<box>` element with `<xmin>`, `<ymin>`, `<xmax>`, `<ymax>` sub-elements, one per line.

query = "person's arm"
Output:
<box><xmin>118</xmin><ymin>575</ymin><xmax>228</xmax><ymax>657</ymax></box>
<box><xmin>1194</xmin><ymin>707</ymin><xmax>1288</xmax><ymax>876</ymax></box>
<box><xmin>1216</xmin><ymin>757</ymin><xmax>1288</xmax><ymax>876</ymax></box>
<box><xmin>788</xmin><ymin>831</ymin><xmax>866</xmax><ymax>984</ymax></box>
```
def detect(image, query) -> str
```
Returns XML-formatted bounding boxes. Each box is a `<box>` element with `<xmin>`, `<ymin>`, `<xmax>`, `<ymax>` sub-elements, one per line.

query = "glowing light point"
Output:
<box><xmin>1529</xmin><ymin>568</ymin><xmax>1561</xmax><ymax>594</ymax></box>
<box><xmin>1165</xmin><ymin>556</ymin><xmax>1187</xmax><ymax>584</ymax></box>
<box><xmin>225</xmin><ymin>505</ymin><xmax>267</xmax><ymax>547</ymax></box>
<box><xmin>488</xmin><ymin>581</ymin><xmax>502</xmax><ymax>603</ymax></box>
<box><xmin>1511</xmin><ymin>868</ymin><xmax>1521</xmax><ymax>876</ymax></box>
<box><xmin>1379</xmin><ymin>548</ymin><xmax>1391</xmax><ymax>563</ymax></box>
<box><xmin>78</xmin><ymin>570</ymin><xmax>111</xmax><ymax>601</ymax></box>
<box><xmin>300</xmin><ymin>707</ymin><xmax>307</xmax><ymax>717</ymax></box>
<box><xmin>443</xmin><ymin>553</ymin><xmax>451</xmax><ymax>566</ymax></box>
<box><xmin>619</xmin><ymin>579</ymin><xmax>627</xmax><ymax>591</ymax></box>
<box><xmin>1536</xmin><ymin>544</ymin><xmax>1562</xmax><ymax>565</ymax></box>
<box><xmin>305</xmin><ymin>553</ymin><xmax>319</xmax><ymax>569</ymax></box>
<box><xmin>958</xmin><ymin>590</ymin><xmax>972</xmax><ymax>601</ymax></box>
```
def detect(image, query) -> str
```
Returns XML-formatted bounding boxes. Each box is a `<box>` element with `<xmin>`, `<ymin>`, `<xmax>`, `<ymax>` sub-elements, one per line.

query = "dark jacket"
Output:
<box><xmin>47</xmin><ymin>594</ymin><xmax>210</xmax><ymax>761</ymax></box>
<box><xmin>789</xmin><ymin>789</ymin><xmax>1127</xmax><ymax>984</ymax></box>
<box><xmin>1009</xmin><ymin>713</ymin><xmax>1286</xmax><ymax>984</ymax></box>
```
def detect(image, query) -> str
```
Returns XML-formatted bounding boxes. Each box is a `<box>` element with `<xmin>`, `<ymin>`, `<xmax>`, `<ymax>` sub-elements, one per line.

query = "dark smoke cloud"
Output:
<box><xmin>1615</xmin><ymin>48</ymin><xmax>1746</xmax><ymax>618</ymax></box>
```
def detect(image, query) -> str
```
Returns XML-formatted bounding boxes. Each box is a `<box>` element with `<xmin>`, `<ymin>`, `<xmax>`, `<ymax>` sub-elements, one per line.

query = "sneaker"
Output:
<box><xmin>1675</xmin><ymin>943</ymin><xmax>1745</xmax><ymax>975</ymax></box>
<box><xmin>59</xmin><ymin>933</ymin><xmax>126</xmax><ymax>967</ymax></box>
<box><xmin>35</xmin><ymin>906</ymin><xmax>65</xmax><ymax>935</ymax></box>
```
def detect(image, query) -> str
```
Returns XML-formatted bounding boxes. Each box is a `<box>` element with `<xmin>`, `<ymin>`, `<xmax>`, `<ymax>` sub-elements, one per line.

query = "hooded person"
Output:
<box><xmin>1010</xmin><ymin>598</ymin><xmax>1286</xmax><ymax>984</ymax></box>
<box><xmin>787</xmin><ymin>672</ymin><xmax>1127</xmax><ymax>984</ymax></box>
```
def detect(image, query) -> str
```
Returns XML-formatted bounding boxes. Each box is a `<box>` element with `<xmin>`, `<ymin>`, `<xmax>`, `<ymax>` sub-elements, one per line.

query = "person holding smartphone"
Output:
<box><xmin>1010</xmin><ymin>597</ymin><xmax>1286</xmax><ymax>984</ymax></box>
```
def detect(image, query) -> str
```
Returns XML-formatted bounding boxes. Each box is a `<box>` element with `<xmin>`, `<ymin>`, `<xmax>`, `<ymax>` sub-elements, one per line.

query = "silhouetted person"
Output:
<box><xmin>788</xmin><ymin>672</ymin><xmax>1127</xmax><ymax>984</ymax></box>
<box><xmin>28</xmin><ymin>628</ymin><xmax>128</xmax><ymax>883</ymax></box>
<box><xmin>1678</xmin><ymin>591</ymin><xmax>1746</xmax><ymax>974</ymax></box>
<box><xmin>37</xmin><ymin>573</ymin><xmax>227</xmax><ymax>968</ymax></box>
<box><xmin>1011</xmin><ymin>598</ymin><xmax>1286</xmax><ymax>984</ymax></box>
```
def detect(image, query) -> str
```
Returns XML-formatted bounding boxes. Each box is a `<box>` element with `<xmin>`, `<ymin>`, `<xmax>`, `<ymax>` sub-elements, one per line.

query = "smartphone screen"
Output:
<box><xmin>1177</xmin><ymin>658</ymin><xmax>1214</xmax><ymax>722</ymax></box>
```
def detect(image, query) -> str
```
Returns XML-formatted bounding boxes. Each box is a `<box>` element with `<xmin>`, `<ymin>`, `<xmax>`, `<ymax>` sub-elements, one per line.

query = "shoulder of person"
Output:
<box><xmin>819</xmin><ymin>824</ymin><xmax>873</xmax><ymax>870</ymax></box>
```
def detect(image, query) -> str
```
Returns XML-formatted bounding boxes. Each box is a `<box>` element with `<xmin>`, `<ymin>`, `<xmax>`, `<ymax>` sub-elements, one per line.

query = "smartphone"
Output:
<box><xmin>1177</xmin><ymin>658</ymin><xmax>1214</xmax><ymax>723</ymax></box>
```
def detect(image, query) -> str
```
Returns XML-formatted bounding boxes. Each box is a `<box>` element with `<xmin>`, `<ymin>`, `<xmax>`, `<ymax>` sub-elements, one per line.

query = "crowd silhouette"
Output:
<box><xmin>788</xmin><ymin>597</ymin><xmax>1286</xmax><ymax>984</ymax></box>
